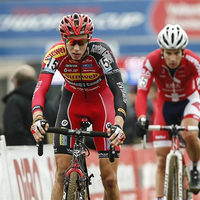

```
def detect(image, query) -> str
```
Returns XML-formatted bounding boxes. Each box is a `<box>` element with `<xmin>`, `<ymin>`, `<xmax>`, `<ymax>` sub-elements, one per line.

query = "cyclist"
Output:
<box><xmin>135</xmin><ymin>24</ymin><xmax>200</xmax><ymax>199</ymax></box>
<box><xmin>30</xmin><ymin>13</ymin><xmax>127</xmax><ymax>200</ymax></box>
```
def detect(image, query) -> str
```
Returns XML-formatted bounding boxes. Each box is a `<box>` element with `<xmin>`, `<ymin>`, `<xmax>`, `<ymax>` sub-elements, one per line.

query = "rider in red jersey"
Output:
<box><xmin>135</xmin><ymin>24</ymin><xmax>200</xmax><ymax>199</ymax></box>
<box><xmin>31</xmin><ymin>13</ymin><xmax>127</xmax><ymax>200</ymax></box>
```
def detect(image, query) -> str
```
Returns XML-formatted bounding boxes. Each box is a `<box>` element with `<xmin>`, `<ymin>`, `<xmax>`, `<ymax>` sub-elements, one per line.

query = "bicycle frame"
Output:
<box><xmin>63</xmin><ymin>118</ymin><xmax>92</xmax><ymax>200</ymax></box>
<box><xmin>37</xmin><ymin>117</ymin><xmax>112</xmax><ymax>200</ymax></box>
<box><xmin>164</xmin><ymin>132</ymin><xmax>185</xmax><ymax>199</ymax></box>
<box><xmin>146</xmin><ymin>125</ymin><xmax>198</xmax><ymax>200</ymax></box>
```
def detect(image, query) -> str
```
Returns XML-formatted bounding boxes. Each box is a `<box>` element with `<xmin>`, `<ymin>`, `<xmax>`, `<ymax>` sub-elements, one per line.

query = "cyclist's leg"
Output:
<box><xmin>179</xmin><ymin>92</ymin><xmax>200</xmax><ymax>193</ymax></box>
<box><xmin>154</xmin><ymin>147</ymin><xmax>170</xmax><ymax>197</ymax></box>
<box><xmin>153</xmin><ymin>98</ymin><xmax>172</xmax><ymax>198</ymax></box>
<box><xmin>51</xmin><ymin>88</ymin><xmax>79</xmax><ymax>200</ymax></box>
<box><xmin>99</xmin><ymin>157</ymin><xmax>120</xmax><ymax>200</ymax></box>
<box><xmin>181</xmin><ymin>92</ymin><xmax>200</xmax><ymax>161</ymax></box>
<box><xmin>181</xmin><ymin>117</ymin><xmax>200</xmax><ymax>162</ymax></box>
<box><xmin>51</xmin><ymin>154</ymin><xmax>72</xmax><ymax>200</ymax></box>
<box><xmin>90</xmin><ymin>88</ymin><xmax>120</xmax><ymax>199</ymax></box>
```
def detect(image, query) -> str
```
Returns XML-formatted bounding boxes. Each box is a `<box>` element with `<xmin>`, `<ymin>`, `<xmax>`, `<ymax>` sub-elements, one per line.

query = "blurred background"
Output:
<box><xmin>0</xmin><ymin>0</ymin><xmax>200</xmax><ymax>134</ymax></box>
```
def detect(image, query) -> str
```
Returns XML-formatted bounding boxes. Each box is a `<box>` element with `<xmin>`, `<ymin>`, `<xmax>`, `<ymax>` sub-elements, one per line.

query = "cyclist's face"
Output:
<box><xmin>65</xmin><ymin>34</ymin><xmax>89</xmax><ymax>60</ymax></box>
<box><xmin>162</xmin><ymin>49</ymin><xmax>183</xmax><ymax>69</ymax></box>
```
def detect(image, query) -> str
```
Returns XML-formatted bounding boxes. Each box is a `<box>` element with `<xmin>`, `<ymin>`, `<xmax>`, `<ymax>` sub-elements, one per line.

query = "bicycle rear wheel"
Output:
<box><xmin>67</xmin><ymin>171</ymin><xmax>87</xmax><ymax>200</ymax></box>
<box><xmin>167</xmin><ymin>156</ymin><xmax>179</xmax><ymax>200</ymax></box>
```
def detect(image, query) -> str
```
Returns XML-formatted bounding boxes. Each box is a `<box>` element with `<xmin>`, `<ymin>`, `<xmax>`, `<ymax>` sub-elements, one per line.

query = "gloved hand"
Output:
<box><xmin>135</xmin><ymin>117</ymin><xmax>149</xmax><ymax>138</ymax></box>
<box><xmin>110</xmin><ymin>125</ymin><xmax>126</xmax><ymax>142</ymax></box>
<box><xmin>31</xmin><ymin>119</ymin><xmax>49</xmax><ymax>135</ymax></box>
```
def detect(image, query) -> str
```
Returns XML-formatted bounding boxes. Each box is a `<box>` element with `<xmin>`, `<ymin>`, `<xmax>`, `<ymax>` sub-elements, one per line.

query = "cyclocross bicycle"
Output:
<box><xmin>37</xmin><ymin>118</ymin><xmax>115</xmax><ymax>200</ymax></box>
<box><xmin>145</xmin><ymin>124</ymin><xmax>198</xmax><ymax>200</ymax></box>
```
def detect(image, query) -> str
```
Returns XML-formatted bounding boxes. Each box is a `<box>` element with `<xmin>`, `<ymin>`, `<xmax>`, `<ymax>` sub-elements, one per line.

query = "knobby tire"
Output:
<box><xmin>167</xmin><ymin>156</ymin><xmax>179</xmax><ymax>200</ymax></box>
<box><xmin>67</xmin><ymin>171</ymin><xmax>87</xmax><ymax>200</ymax></box>
<box><xmin>67</xmin><ymin>171</ymin><xmax>78</xmax><ymax>200</ymax></box>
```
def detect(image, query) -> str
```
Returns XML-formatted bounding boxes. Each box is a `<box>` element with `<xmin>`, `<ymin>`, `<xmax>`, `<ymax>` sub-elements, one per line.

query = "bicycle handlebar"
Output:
<box><xmin>47</xmin><ymin>127</ymin><xmax>109</xmax><ymax>137</ymax></box>
<box><xmin>141</xmin><ymin>125</ymin><xmax>199</xmax><ymax>149</ymax></box>
<box><xmin>37</xmin><ymin>127</ymin><xmax>109</xmax><ymax>157</ymax></box>
<box><xmin>148</xmin><ymin>125</ymin><xmax>199</xmax><ymax>131</ymax></box>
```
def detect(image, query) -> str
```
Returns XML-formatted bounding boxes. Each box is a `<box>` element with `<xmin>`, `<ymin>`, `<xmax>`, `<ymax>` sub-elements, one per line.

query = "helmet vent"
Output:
<box><xmin>163</xmin><ymin>35</ymin><xmax>169</xmax><ymax>46</ymax></box>
<box><xmin>171</xmin><ymin>33</ymin><xmax>174</xmax><ymax>44</ymax></box>
<box><xmin>177</xmin><ymin>35</ymin><xmax>183</xmax><ymax>46</ymax></box>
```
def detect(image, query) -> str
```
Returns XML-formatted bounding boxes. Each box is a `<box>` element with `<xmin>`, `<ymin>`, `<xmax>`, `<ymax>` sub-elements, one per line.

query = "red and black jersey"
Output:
<box><xmin>32</xmin><ymin>38</ymin><xmax>127</xmax><ymax>120</ymax></box>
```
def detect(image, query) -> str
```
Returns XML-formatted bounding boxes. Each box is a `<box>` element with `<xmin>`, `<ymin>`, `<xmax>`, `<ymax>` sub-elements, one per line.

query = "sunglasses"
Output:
<box><xmin>65</xmin><ymin>38</ymin><xmax>89</xmax><ymax>46</ymax></box>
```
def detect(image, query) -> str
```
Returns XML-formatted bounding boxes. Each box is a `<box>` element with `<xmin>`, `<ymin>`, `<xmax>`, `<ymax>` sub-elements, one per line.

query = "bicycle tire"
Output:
<box><xmin>67</xmin><ymin>171</ymin><xmax>78</xmax><ymax>200</ymax></box>
<box><xmin>167</xmin><ymin>156</ymin><xmax>179</xmax><ymax>200</ymax></box>
<box><xmin>67</xmin><ymin>171</ymin><xmax>87</xmax><ymax>200</ymax></box>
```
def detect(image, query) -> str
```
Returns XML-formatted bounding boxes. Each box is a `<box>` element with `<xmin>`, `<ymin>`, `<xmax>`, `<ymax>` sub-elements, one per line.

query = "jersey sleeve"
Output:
<box><xmin>32</xmin><ymin>42</ymin><xmax>62</xmax><ymax>114</ymax></box>
<box><xmin>186</xmin><ymin>51</ymin><xmax>200</xmax><ymax>95</ymax></box>
<box><xmin>135</xmin><ymin>58</ymin><xmax>154</xmax><ymax>118</ymax></box>
<box><xmin>31</xmin><ymin>73</ymin><xmax>53</xmax><ymax>114</ymax></box>
<box><xmin>93</xmin><ymin>41</ymin><xmax>127</xmax><ymax>120</ymax></box>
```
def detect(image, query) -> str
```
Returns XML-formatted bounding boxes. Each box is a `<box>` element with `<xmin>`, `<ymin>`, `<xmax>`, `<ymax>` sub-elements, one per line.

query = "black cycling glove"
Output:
<box><xmin>135</xmin><ymin>117</ymin><xmax>149</xmax><ymax>138</ymax></box>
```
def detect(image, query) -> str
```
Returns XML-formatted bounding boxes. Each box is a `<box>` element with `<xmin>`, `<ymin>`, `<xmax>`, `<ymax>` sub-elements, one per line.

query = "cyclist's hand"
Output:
<box><xmin>135</xmin><ymin>117</ymin><xmax>149</xmax><ymax>138</ymax></box>
<box><xmin>31</xmin><ymin>119</ymin><xmax>49</xmax><ymax>142</ymax></box>
<box><xmin>108</xmin><ymin>125</ymin><xmax>126</xmax><ymax>148</ymax></box>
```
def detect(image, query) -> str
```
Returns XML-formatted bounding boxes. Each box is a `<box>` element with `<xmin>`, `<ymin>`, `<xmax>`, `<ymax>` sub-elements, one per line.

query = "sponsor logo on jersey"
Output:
<box><xmin>117</xmin><ymin>82</ymin><xmax>127</xmax><ymax>103</ymax></box>
<box><xmin>82</xmin><ymin>58</ymin><xmax>93</xmax><ymax>64</ymax></box>
<box><xmin>91</xmin><ymin>44</ymin><xmax>114</xmax><ymax>64</ymax></box>
<box><xmin>118</xmin><ymin>108</ymin><xmax>126</xmax><ymax>117</ymax></box>
<box><xmin>82</xmin><ymin>64</ymin><xmax>93</xmax><ymax>68</ymax></box>
<box><xmin>61</xmin><ymin>120</ymin><xmax>68</xmax><ymax>126</ymax></box>
<box><xmin>60</xmin><ymin>134</ymin><xmax>67</xmax><ymax>146</ymax></box>
<box><xmin>155</xmin><ymin>135</ymin><xmax>166</xmax><ymax>140</ymax></box>
<box><xmin>32</xmin><ymin>81</ymin><xmax>42</xmax><ymax>99</ymax></box>
<box><xmin>65</xmin><ymin>64</ymin><xmax>78</xmax><ymax>68</ymax></box>
<box><xmin>63</xmin><ymin>73</ymin><xmax>100</xmax><ymax>81</ymax></box>
<box><xmin>44</xmin><ymin>45</ymin><xmax>66</xmax><ymax>63</ymax></box>
<box><xmin>186</xmin><ymin>54</ymin><xmax>200</xmax><ymax>75</ymax></box>
<box><xmin>91</xmin><ymin>44</ymin><xmax>106</xmax><ymax>55</ymax></box>
<box><xmin>64</xmin><ymin>68</ymin><xmax>78</xmax><ymax>73</ymax></box>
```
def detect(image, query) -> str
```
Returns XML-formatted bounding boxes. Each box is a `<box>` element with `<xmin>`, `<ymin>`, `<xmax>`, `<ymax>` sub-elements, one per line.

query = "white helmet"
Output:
<box><xmin>157</xmin><ymin>24</ymin><xmax>188</xmax><ymax>49</ymax></box>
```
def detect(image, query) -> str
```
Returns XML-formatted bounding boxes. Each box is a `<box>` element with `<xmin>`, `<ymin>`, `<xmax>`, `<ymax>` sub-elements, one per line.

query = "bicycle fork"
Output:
<box><xmin>164</xmin><ymin>150</ymin><xmax>193</xmax><ymax>200</ymax></box>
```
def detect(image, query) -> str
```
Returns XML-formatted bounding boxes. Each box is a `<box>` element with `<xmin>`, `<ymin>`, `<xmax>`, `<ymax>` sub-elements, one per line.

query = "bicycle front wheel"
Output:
<box><xmin>167</xmin><ymin>156</ymin><xmax>179</xmax><ymax>200</ymax></box>
<box><xmin>67</xmin><ymin>171</ymin><xmax>87</xmax><ymax>200</ymax></box>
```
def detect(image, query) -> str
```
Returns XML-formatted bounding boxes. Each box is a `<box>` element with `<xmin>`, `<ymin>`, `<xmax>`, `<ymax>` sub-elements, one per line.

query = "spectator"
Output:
<box><xmin>123</xmin><ymin>85</ymin><xmax>153</xmax><ymax>144</ymax></box>
<box><xmin>2</xmin><ymin>65</ymin><xmax>56</xmax><ymax>145</ymax></box>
